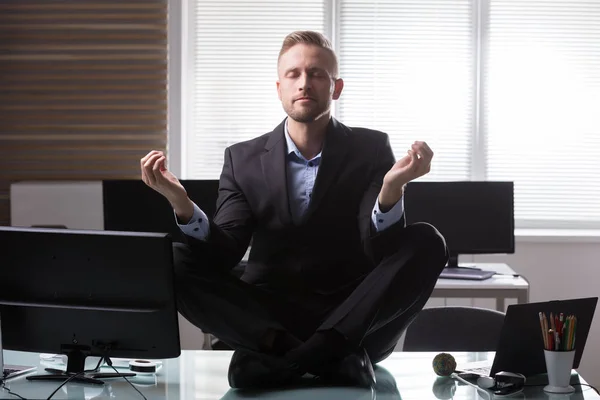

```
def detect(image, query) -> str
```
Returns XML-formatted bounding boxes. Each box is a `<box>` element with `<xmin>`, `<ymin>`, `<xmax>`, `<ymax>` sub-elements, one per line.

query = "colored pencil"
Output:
<box><xmin>572</xmin><ymin>316</ymin><xmax>577</xmax><ymax>350</ymax></box>
<box><xmin>543</xmin><ymin>313</ymin><xmax>549</xmax><ymax>349</ymax></box>
<box><xmin>539</xmin><ymin>312</ymin><xmax>548</xmax><ymax>349</ymax></box>
<box><xmin>539</xmin><ymin>312</ymin><xmax>577</xmax><ymax>351</ymax></box>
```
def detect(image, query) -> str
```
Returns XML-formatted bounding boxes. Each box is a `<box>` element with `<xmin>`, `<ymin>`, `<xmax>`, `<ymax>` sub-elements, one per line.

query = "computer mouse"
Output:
<box><xmin>477</xmin><ymin>376</ymin><xmax>495</xmax><ymax>389</ymax></box>
<box><xmin>457</xmin><ymin>372</ymin><xmax>481</xmax><ymax>381</ymax></box>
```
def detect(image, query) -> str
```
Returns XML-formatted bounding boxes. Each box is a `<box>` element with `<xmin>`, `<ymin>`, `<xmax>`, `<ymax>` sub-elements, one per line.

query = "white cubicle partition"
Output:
<box><xmin>10</xmin><ymin>181</ymin><xmax>104</xmax><ymax>230</ymax></box>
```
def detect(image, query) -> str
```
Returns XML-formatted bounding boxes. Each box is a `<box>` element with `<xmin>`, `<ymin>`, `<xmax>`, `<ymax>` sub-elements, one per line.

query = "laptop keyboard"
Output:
<box><xmin>3</xmin><ymin>368</ymin><xmax>20</xmax><ymax>377</ymax></box>
<box><xmin>466</xmin><ymin>366</ymin><xmax>491</xmax><ymax>375</ymax></box>
<box><xmin>3</xmin><ymin>365</ymin><xmax>35</xmax><ymax>379</ymax></box>
<box><xmin>458</xmin><ymin>359</ymin><xmax>493</xmax><ymax>376</ymax></box>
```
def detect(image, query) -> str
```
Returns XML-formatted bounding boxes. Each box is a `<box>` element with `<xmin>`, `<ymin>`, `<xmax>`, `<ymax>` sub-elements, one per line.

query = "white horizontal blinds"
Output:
<box><xmin>188</xmin><ymin>0</ymin><xmax>327</xmax><ymax>179</ymax></box>
<box><xmin>484</xmin><ymin>0</ymin><xmax>600</xmax><ymax>229</ymax></box>
<box><xmin>337</xmin><ymin>0</ymin><xmax>474</xmax><ymax>181</ymax></box>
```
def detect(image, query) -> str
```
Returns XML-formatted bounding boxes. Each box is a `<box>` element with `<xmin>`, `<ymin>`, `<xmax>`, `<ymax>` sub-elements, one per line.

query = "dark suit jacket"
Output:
<box><xmin>186</xmin><ymin>117</ymin><xmax>407</xmax><ymax>308</ymax></box>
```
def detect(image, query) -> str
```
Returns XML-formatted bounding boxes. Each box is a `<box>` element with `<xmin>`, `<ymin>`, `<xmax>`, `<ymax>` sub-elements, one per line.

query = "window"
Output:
<box><xmin>185</xmin><ymin>0</ymin><xmax>327</xmax><ymax>179</ymax></box>
<box><xmin>337</xmin><ymin>0</ymin><xmax>475</xmax><ymax>181</ymax></box>
<box><xmin>484</xmin><ymin>0</ymin><xmax>600</xmax><ymax>229</ymax></box>
<box><xmin>182</xmin><ymin>0</ymin><xmax>600</xmax><ymax>229</ymax></box>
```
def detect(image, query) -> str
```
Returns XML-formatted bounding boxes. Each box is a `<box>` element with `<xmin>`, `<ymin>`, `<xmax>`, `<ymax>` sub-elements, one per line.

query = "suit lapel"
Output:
<box><xmin>261</xmin><ymin>120</ymin><xmax>293</xmax><ymax>226</ymax></box>
<box><xmin>305</xmin><ymin>117</ymin><xmax>349</xmax><ymax>218</ymax></box>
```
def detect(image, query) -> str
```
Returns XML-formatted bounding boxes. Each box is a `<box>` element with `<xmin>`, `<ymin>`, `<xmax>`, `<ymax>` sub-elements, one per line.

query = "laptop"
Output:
<box><xmin>2</xmin><ymin>364</ymin><xmax>37</xmax><ymax>380</ymax></box>
<box><xmin>458</xmin><ymin>297</ymin><xmax>598</xmax><ymax>377</ymax></box>
<box><xmin>440</xmin><ymin>267</ymin><xmax>496</xmax><ymax>281</ymax></box>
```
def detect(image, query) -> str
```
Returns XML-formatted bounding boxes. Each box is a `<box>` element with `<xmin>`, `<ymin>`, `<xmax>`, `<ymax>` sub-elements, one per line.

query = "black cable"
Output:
<box><xmin>576</xmin><ymin>383</ymin><xmax>600</xmax><ymax>395</ymax></box>
<box><xmin>0</xmin><ymin>380</ymin><xmax>28</xmax><ymax>400</ymax></box>
<box><xmin>525</xmin><ymin>383</ymin><xmax>600</xmax><ymax>395</ymax></box>
<box><xmin>46</xmin><ymin>356</ymin><xmax>105</xmax><ymax>400</ymax></box>
<box><xmin>104</xmin><ymin>357</ymin><xmax>147</xmax><ymax>400</ymax></box>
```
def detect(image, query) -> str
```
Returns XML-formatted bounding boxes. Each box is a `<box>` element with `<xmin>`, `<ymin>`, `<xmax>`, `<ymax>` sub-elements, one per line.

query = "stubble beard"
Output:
<box><xmin>284</xmin><ymin>99</ymin><xmax>331</xmax><ymax>123</ymax></box>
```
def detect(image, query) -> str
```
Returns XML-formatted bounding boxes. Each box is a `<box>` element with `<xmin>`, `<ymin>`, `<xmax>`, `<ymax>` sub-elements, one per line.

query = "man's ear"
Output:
<box><xmin>276</xmin><ymin>80</ymin><xmax>282</xmax><ymax>101</ymax></box>
<box><xmin>332</xmin><ymin>78</ymin><xmax>344</xmax><ymax>100</ymax></box>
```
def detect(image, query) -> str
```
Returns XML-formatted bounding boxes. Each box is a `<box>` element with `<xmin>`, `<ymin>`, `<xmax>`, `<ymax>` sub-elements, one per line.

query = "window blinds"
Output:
<box><xmin>484</xmin><ymin>0</ymin><xmax>600</xmax><ymax>228</ymax></box>
<box><xmin>186</xmin><ymin>0</ymin><xmax>600</xmax><ymax>230</ymax></box>
<box><xmin>337</xmin><ymin>0</ymin><xmax>475</xmax><ymax>181</ymax></box>
<box><xmin>187</xmin><ymin>0</ymin><xmax>327</xmax><ymax>179</ymax></box>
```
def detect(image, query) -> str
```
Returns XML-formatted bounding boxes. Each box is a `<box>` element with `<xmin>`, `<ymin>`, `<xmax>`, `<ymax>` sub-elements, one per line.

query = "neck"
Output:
<box><xmin>287</xmin><ymin>113</ymin><xmax>330</xmax><ymax>160</ymax></box>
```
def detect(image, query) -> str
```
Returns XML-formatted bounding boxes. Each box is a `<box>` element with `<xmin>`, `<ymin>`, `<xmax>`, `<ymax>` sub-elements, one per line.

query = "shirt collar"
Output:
<box><xmin>284</xmin><ymin>118</ymin><xmax>322</xmax><ymax>162</ymax></box>
<box><xmin>284</xmin><ymin>118</ymin><xmax>301</xmax><ymax>157</ymax></box>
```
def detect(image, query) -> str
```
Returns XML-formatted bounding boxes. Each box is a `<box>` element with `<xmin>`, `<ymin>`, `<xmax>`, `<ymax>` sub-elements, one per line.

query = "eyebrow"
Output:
<box><xmin>283</xmin><ymin>66</ymin><xmax>330</xmax><ymax>75</ymax></box>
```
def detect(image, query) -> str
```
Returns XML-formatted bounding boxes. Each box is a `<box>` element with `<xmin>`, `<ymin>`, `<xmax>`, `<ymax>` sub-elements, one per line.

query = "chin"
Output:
<box><xmin>288</xmin><ymin>108</ymin><xmax>329</xmax><ymax>124</ymax></box>
<box><xmin>290</xmin><ymin>114</ymin><xmax>317</xmax><ymax>123</ymax></box>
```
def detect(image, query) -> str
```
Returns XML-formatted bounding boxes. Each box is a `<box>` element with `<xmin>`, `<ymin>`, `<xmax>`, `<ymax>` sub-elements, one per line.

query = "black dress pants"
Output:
<box><xmin>173</xmin><ymin>222</ymin><xmax>448</xmax><ymax>364</ymax></box>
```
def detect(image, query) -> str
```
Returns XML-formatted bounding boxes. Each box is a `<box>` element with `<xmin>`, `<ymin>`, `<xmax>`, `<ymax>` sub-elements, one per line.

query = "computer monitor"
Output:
<box><xmin>0</xmin><ymin>226</ymin><xmax>180</xmax><ymax>384</ymax></box>
<box><xmin>404</xmin><ymin>181</ymin><xmax>515</xmax><ymax>267</ymax></box>
<box><xmin>103</xmin><ymin>179</ymin><xmax>219</xmax><ymax>242</ymax></box>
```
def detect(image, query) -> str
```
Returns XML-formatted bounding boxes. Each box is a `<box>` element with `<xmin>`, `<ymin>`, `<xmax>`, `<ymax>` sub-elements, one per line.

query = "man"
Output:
<box><xmin>141</xmin><ymin>31</ymin><xmax>448</xmax><ymax>389</ymax></box>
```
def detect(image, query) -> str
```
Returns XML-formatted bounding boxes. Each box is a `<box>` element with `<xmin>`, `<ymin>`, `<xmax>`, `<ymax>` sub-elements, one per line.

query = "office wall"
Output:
<box><xmin>10</xmin><ymin>182</ymin><xmax>600</xmax><ymax>386</ymax></box>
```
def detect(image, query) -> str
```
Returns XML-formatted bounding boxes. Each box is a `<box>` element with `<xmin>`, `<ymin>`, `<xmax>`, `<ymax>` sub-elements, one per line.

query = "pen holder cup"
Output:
<box><xmin>544</xmin><ymin>350</ymin><xmax>576</xmax><ymax>394</ymax></box>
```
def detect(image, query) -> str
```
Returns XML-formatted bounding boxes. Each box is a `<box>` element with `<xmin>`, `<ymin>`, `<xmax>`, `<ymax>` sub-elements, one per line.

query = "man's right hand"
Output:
<box><xmin>140</xmin><ymin>150</ymin><xmax>194</xmax><ymax>222</ymax></box>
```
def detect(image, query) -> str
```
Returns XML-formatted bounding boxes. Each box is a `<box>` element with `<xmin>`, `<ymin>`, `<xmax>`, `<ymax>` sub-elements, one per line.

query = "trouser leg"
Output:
<box><xmin>319</xmin><ymin>223</ymin><xmax>448</xmax><ymax>358</ymax></box>
<box><xmin>172</xmin><ymin>242</ymin><xmax>305</xmax><ymax>354</ymax></box>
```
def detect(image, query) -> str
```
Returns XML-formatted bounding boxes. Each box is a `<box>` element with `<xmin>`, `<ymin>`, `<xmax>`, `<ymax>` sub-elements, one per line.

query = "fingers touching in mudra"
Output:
<box><xmin>383</xmin><ymin>141</ymin><xmax>433</xmax><ymax>190</ymax></box>
<box><xmin>140</xmin><ymin>150</ymin><xmax>187</xmax><ymax>205</ymax></box>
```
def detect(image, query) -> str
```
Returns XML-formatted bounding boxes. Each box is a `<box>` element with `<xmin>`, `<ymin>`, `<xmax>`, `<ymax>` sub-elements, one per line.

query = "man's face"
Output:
<box><xmin>277</xmin><ymin>44</ymin><xmax>343</xmax><ymax>123</ymax></box>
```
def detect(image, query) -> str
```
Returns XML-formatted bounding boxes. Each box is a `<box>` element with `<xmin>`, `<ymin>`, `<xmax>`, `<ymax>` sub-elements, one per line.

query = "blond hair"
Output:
<box><xmin>278</xmin><ymin>31</ymin><xmax>339</xmax><ymax>78</ymax></box>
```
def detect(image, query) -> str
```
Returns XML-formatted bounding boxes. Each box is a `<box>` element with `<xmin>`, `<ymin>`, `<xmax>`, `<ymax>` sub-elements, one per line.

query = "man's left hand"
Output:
<box><xmin>379</xmin><ymin>141</ymin><xmax>433</xmax><ymax>210</ymax></box>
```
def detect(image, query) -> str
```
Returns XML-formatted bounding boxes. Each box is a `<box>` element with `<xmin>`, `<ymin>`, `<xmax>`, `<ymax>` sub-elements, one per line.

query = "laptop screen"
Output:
<box><xmin>491</xmin><ymin>297</ymin><xmax>597</xmax><ymax>377</ymax></box>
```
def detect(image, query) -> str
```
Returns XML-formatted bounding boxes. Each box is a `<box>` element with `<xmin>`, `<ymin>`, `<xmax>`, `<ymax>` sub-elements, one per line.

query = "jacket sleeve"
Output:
<box><xmin>182</xmin><ymin>147</ymin><xmax>256</xmax><ymax>271</ymax></box>
<box><xmin>357</xmin><ymin>133</ymin><xmax>407</xmax><ymax>264</ymax></box>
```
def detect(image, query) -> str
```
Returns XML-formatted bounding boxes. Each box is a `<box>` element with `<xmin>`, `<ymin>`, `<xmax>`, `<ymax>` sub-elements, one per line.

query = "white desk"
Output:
<box><xmin>2</xmin><ymin>350</ymin><xmax>597</xmax><ymax>399</ymax></box>
<box><xmin>433</xmin><ymin>263</ymin><xmax>530</xmax><ymax>311</ymax></box>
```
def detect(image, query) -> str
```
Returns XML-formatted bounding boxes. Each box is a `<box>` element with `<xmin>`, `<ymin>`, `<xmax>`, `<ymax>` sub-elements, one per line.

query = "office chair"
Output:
<box><xmin>403</xmin><ymin>306</ymin><xmax>505</xmax><ymax>351</ymax></box>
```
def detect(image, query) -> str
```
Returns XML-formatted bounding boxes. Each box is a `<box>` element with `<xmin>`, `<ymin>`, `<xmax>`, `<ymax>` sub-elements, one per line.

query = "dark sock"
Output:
<box><xmin>272</xmin><ymin>331</ymin><xmax>304</xmax><ymax>355</ymax></box>
<box><xmin>284</xmin><ymin>329</ymin><xmax>351</xmax><ymax>372</ymax></box>
<box><xmin>259</xmin><ymin>329</ymin><xmax>304</xmax><ymax>356</ymax></box>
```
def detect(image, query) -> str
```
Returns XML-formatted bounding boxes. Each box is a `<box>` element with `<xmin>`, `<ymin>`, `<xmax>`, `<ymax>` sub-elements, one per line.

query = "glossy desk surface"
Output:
<box><xmin>2</xmin><ymin>350</ymin><xmax>597</xmax><ymax>399</ymax></box>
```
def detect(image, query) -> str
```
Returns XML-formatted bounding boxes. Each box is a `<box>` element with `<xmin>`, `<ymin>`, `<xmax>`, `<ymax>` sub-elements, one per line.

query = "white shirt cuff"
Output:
<box><xmin>175</xmin><ymin>202</ymin><xmax>210</xmax><ymax>241</ymax></box>
<box><xmin>372</xmin><ymin>196</ymin><xmax>405</xmax><ymax>232</ymax></box>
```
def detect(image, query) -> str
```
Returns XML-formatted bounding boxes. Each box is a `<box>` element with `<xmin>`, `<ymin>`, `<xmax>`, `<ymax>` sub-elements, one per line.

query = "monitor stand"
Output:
<box><xmin>26</xmin><ymin>347</ymin><xmax>135</xmax><ymax>385</ymax></box>
<box><xmin>447</xmin><ymin>253</ymin><xmax>459</xmax><ymax>268</ymax></box>
<box><xmin>446</xmin><ymin>253</ymin><xmax>481</xmax><ymax>270</ymax></box>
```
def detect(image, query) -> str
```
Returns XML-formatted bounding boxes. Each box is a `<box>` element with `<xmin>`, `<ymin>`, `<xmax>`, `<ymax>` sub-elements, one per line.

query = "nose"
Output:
<box><xmin>297</xmin><ymin>72</ymin><xmax>311</xmax><ymax>92</ymax></box>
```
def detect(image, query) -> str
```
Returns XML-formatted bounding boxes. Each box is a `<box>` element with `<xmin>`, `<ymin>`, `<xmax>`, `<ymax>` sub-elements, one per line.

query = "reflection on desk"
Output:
<box><xmin>1</xmin><ymin>350</ymin><xmax>598</xmax><ymax>399</ymax></box>
<box><xmin>220</xmin><ymin>366</ymin><xmax>398</xmax><ymax>400</ymax></box>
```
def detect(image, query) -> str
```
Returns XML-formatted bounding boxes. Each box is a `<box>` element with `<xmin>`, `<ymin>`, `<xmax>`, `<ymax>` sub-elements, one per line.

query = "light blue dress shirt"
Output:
<box><xmin>177</xmin><ymin>119</ymin><xmax>404</xmax><ymax>240</ymax></box>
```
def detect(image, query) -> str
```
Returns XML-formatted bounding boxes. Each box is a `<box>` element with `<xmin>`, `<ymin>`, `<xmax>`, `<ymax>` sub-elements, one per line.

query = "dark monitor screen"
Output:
<box><xmin>0</xmin><ymin>226</ymin><xmax>180</xmax><ymax>379</ymax></box>
<box><xmin>103</xmin><ymin>180</ymin><xmax>219</xmax><ymax>242</ymax></box>
<box><xmin>404</xmin><ymin>181</ymin><xmax>514</xmax><ymax>263</ymax></box>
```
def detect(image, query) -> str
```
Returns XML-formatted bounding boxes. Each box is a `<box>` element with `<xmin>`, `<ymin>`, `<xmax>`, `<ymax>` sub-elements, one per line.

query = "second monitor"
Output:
<box><xmin>0</xmin><ymin>226</ymin><xmax>181</xmax><ymax>385</ymax></box>
<box><xmin>404</xmin><ymin>181</ymin><xmax>515</xmax><ymax>268</ymax></box>
<box><xmin>103</xmin><ymin>179</ymin><xmax>220</xmax><ymax>242</ymax></box>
